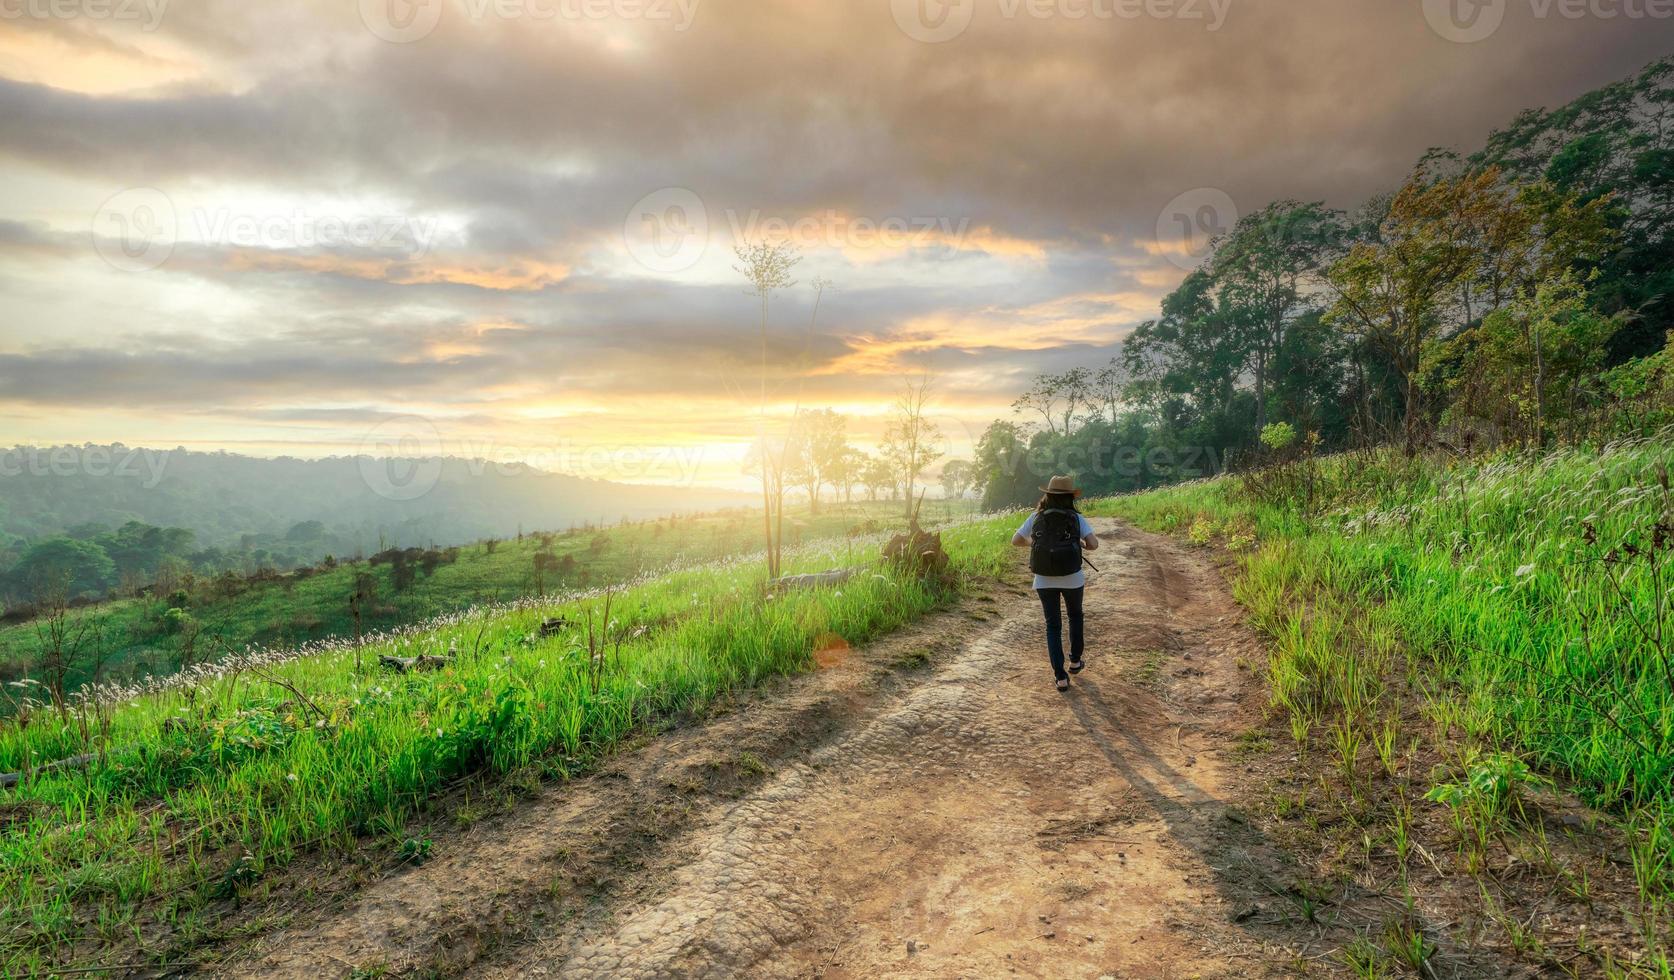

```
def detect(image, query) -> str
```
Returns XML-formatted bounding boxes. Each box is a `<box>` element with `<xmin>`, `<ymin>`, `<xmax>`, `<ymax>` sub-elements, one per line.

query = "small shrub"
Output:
<box><xmin>1260</xmin><ymin>421</ymin><xmax>1298</xmax><ymax>452</ymax></box>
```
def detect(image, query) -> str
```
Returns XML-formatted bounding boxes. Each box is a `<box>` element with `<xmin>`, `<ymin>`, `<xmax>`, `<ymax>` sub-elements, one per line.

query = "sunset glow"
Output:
<box><xmin>0</xmin><ymin>0</ymin><xmax>1666</xmax><ymax>489</ymax></box>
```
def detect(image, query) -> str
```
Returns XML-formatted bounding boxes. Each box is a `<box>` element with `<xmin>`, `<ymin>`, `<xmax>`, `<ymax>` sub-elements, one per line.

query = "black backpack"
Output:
<box><xmin>1030</xmin><ymin>508</ymin><xmax>1082</xmax><ymax>576</ymax></box>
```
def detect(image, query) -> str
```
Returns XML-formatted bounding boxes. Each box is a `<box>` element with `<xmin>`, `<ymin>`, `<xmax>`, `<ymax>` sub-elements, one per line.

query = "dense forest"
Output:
<box><xmin>970</xmin><ymin>55</ymin><xmax>1674</xmax><ymax>508</ymax></box>
<box><xmin>0</xmin><ymin>447</ymin><xmax>745</xmax><ymax>606</ymax></box>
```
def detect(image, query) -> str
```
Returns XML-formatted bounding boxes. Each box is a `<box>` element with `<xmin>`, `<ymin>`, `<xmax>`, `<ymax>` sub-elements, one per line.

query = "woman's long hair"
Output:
<box><xmin>1035</xmin><ymin>491</ymin><xmax>1080</xmax><ymax>513</ymax></box>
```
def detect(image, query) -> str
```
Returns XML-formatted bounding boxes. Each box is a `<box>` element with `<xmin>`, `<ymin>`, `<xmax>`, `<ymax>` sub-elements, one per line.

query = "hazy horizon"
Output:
<box><xmin>1</xmin><ymin>0</ymin><xmax>1668</xmax><ymax>489</ymax></box>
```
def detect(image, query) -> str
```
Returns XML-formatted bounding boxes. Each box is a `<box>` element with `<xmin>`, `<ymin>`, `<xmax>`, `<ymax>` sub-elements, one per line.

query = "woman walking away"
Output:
<box><xmin>1011</xmin><ymin>475</ymin><xmax>1099</xmax><ymax>692</ymax></box>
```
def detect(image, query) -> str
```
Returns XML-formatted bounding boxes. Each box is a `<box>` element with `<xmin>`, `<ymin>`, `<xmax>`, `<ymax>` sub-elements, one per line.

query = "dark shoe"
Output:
<box><xmin>1055</xmin><ymin>677</ymin><xmax>1071</xmax><ymax>692</ymax></box>
<box><xmin>1068</xmin><ymin>657</ymin><xmax>1085</xmax><ymax>674</ymax></box>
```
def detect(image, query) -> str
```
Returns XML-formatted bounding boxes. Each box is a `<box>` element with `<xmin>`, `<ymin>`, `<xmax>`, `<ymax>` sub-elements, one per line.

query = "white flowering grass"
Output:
<box><xmin>1092</xmin><ymin>434</ymin><xmax>1674</xmax><ymax>912</ymax></box>
<box><xmin>0</xmin><ymin>511</ymin><xmax>1019</xmax><ymax>973</ymax></box>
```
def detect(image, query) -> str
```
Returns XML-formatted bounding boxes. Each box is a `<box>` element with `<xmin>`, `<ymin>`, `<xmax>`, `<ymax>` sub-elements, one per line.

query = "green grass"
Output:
<box><xmin>0</xmin><ymin>499</ymin><xmax>973</xmax><ymax>693</ymax></box>
<box><xmin>1093</xmin><ymin>440</ymin><xmax>1674</xmax><ymax>814</ymax></box>
<box><xmin>0</xmin><ymin>508</ymin><xmax>1017</xmax><ymax>973</ymax></box>
<box><xmin>1088</xmin><ymin>436</ymin><xmax>1674</xmax><ymax>966</ymax></box>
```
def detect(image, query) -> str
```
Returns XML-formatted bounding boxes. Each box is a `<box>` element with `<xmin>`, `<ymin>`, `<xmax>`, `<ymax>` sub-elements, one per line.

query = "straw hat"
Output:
<box><xmin>1039</xmin><ymin>475</ymin><xmax>1082</xmax><ymax>497</ymax></box>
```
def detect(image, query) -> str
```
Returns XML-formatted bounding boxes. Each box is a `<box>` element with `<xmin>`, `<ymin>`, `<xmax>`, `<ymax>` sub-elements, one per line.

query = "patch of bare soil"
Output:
<box><xmin>225</xmin><ymin>521</ymin><xmax>1565</xmax><ymax>979</ymax></box>
<box><xmin>232</xmin><ymin>568</ymin><xmax>1029</xmax><ymax>977</ymax></box>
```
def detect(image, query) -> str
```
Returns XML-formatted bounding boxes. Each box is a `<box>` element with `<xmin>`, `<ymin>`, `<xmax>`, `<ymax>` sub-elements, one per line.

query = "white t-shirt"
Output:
<box><xmin>1017</xmin><ymin>511</ymin><xmax>1097</xmax><ymax>589</ymax></box>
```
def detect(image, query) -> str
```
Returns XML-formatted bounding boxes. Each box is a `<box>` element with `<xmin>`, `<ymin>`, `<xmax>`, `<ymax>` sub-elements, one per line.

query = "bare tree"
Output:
<box><xmin>1091</xmin><ymin>356</ymin><xmax>1132</xmax><ymax>424</ymax></box>
<box><xmin>348</xmin><ymin>572</ymin><xmax>377</xmax><ymax>673</ymax></box>
<box><xmin>532</xmin><ymin>550</ymin><xmax>560</xmax><ymax>596</ymax></box>
<box><xmin>882</xmin><ymin>375</ymin><xmax>944</xmax><ymax>517</ymax></box>
<box><xmin>736</xmin><ymin>242</ymin><xmax>826</xmax><ymax>578</ymax></box>
<box><xmin>29</xmin><ymin>571</ymin><xmax>100</xmax><ymax>717</ymax></box>
<box><xmin>1011</xmin><ymin>368</ymin><xmax>1093</xmax><ymax>435</ymax></box>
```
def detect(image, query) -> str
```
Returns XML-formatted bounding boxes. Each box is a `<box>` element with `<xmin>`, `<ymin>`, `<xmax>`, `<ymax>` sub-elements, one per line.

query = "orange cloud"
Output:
<box><xmin>814</xmin><ymin>290</ymin><xmax>1156</xmax><ymax>376</ymax></box>
<box><xmin>0</xmin><ymin>20</ymin><xmax>202</xmax><ymax>94</ymax></box>
<box><xmin>221</xmin><ymin>249</ymin><xmax>570</xmax><ymax>291</ymax></box>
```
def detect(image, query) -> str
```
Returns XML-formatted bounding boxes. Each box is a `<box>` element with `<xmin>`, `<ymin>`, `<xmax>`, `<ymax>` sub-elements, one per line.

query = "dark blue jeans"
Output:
<box><xmin>1036</xmin><ymin>586</ymin><xmax>1085</xmax><ymax>680</ymax></box>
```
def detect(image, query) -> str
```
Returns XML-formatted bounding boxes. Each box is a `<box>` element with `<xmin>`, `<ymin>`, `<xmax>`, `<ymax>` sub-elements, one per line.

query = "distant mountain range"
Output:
<box><xmin>0</xmin><ymin>444</ymin><xmax>751</xmax><ymax>568</ymax></box>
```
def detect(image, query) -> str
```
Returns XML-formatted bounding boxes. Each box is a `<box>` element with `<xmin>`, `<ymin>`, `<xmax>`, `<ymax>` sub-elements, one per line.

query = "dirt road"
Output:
<box><xmin>249</xmin><ymin>520</ymin><xmax>1299</xmax><ymax>979</ymax></box>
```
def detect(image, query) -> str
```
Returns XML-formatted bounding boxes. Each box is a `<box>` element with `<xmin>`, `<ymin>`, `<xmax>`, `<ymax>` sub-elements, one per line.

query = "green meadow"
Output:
<box><xmin>0</xmin><ymin>508</ymin><xmax>1014</xmax><ymax>974</ymax></box>
<box><xmin>0</xmin><ymin>499</ymin><xmax>973</xmax><ymax>693</ymax></box>
<box><xmin>1090</xmin><ymin>435</ymin><xmax>1674</xmax><ymax>968</ymax></box>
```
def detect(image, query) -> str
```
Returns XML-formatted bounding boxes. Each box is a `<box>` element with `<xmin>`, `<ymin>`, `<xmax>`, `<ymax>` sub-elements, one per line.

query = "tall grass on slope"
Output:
<box><xmin>1098</xmin><ymin>442</ymin><xmax>1674</xmax><ymax>810</ymax></box>
<box><xmin>0</xmin><ymin>513</ymin><xmax>1019</xmax><ymax>973</ymax></box>
<box><xmin>1091</xmin><ymin>437</ymin><xmax>1674</xmax><ymax>878</ymax></box>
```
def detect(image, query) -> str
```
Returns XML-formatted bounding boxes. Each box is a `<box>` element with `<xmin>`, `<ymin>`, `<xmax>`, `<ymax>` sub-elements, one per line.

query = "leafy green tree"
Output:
<box><xmin>786</xmin><ymin>408</ymin><xmax>849</xmax><ymax>514</ymax></box>
<box><xmin>1324</xmin><ymin>168</ymin><xmax>1500</xmax><ymax>452</ymax></box>
<box><xmin>1473</xmin><ymin>55</ymin><xmax>1674</xmax><ymax>360</ymax></box>
<box><xmin>1439</xmin><ymin>270</ymin><xmax>1622</xmax><ymax>446</ymax></box>
<box><xmin>1124</xmin><ymin>270</ymin><xmax>1247</xmax><ymax>431</ymax></box>
<box><xmin>10</xmin><ymin>538</ymin><xmax>116</xmax><ymax>600</ymax></box>
<box><xmin>1209</xmin><ymin>200</ymin><xmax>1346</xmax><ymax>435</ymax></box>
<box><xmin>939</xmin><ymin>459</ymin><xmax>973</xmax><ymax>501</ymax></box>
<box><xmin>973</xmin><ymin>421</ymin><xmax>1037</xmax><ymax>510</ymax></box>
<box><xmin>95</xmin><ymin>521</ymin><xmax>195</xmax><ymax>584</ymax></box>
<box><xmin>859</xmin><ymin>453</ymin><xmax>894</xmax><ymax>501</ymax></box>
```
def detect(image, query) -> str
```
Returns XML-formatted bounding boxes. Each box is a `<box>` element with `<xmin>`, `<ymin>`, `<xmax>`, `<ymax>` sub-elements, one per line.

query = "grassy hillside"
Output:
<box><xmin>0</xmin><ymin>446</ymin><xmax>751</xmax><ymax>567</ymax></box>
<box><xmin>10</xmin><ymin>435</ymin><xmax>1674</xmax><ymax>973</ymax></box>
<box><xmin>1087</xmin><ymin>436</ymin><xmax>1674</xmax><ymax>971</ymax></box>
<box><xmin>0</xmin><ymin>506</ymin><xmax>1012</xmax><ymax>974</ymax></box>
<box><xmin>0</xmin><ymin>500</ymin><xmax>972</xmax><ymax>693</ymax></box>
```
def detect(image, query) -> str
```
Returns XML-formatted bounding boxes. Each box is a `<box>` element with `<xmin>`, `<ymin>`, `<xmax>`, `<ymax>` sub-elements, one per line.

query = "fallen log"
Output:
<box><xmin>770</xmin><ymin>568</ymin><xmax>862</xmax><ymax>591</ymax></box>
<box><xmin>378</xmin><ymin>654</ymin><xmax>453</xmax><ymax>674</ymax></box>
<box><xmin>1</xmin><ymin>752</ymin><xmax>97</xmax><ymax>790</ymax></box>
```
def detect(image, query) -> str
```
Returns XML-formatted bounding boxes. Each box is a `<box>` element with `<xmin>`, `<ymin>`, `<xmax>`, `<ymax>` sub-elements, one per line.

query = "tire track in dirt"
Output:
<box><xmin>242</xmin><ymin>520</ymin><xmax>1297</xmax><ymax>979</ymax></box>
<box><xmin>243</xmin><ymin>549</ymin><xmax>1039</xmax><ymax>978</ymax></box>
<box><xmin>476</xmin><ymin>520</ymin><xmax>1292</xmax><ymax>979</ymax></box>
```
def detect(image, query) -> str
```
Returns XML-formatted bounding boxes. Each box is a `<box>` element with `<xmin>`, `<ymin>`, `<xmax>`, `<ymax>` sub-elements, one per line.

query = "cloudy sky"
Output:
<box><xmin>0</xmin><ymin>0</ymin><xmax>1666</xmax><ymax>487</ymax></box>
